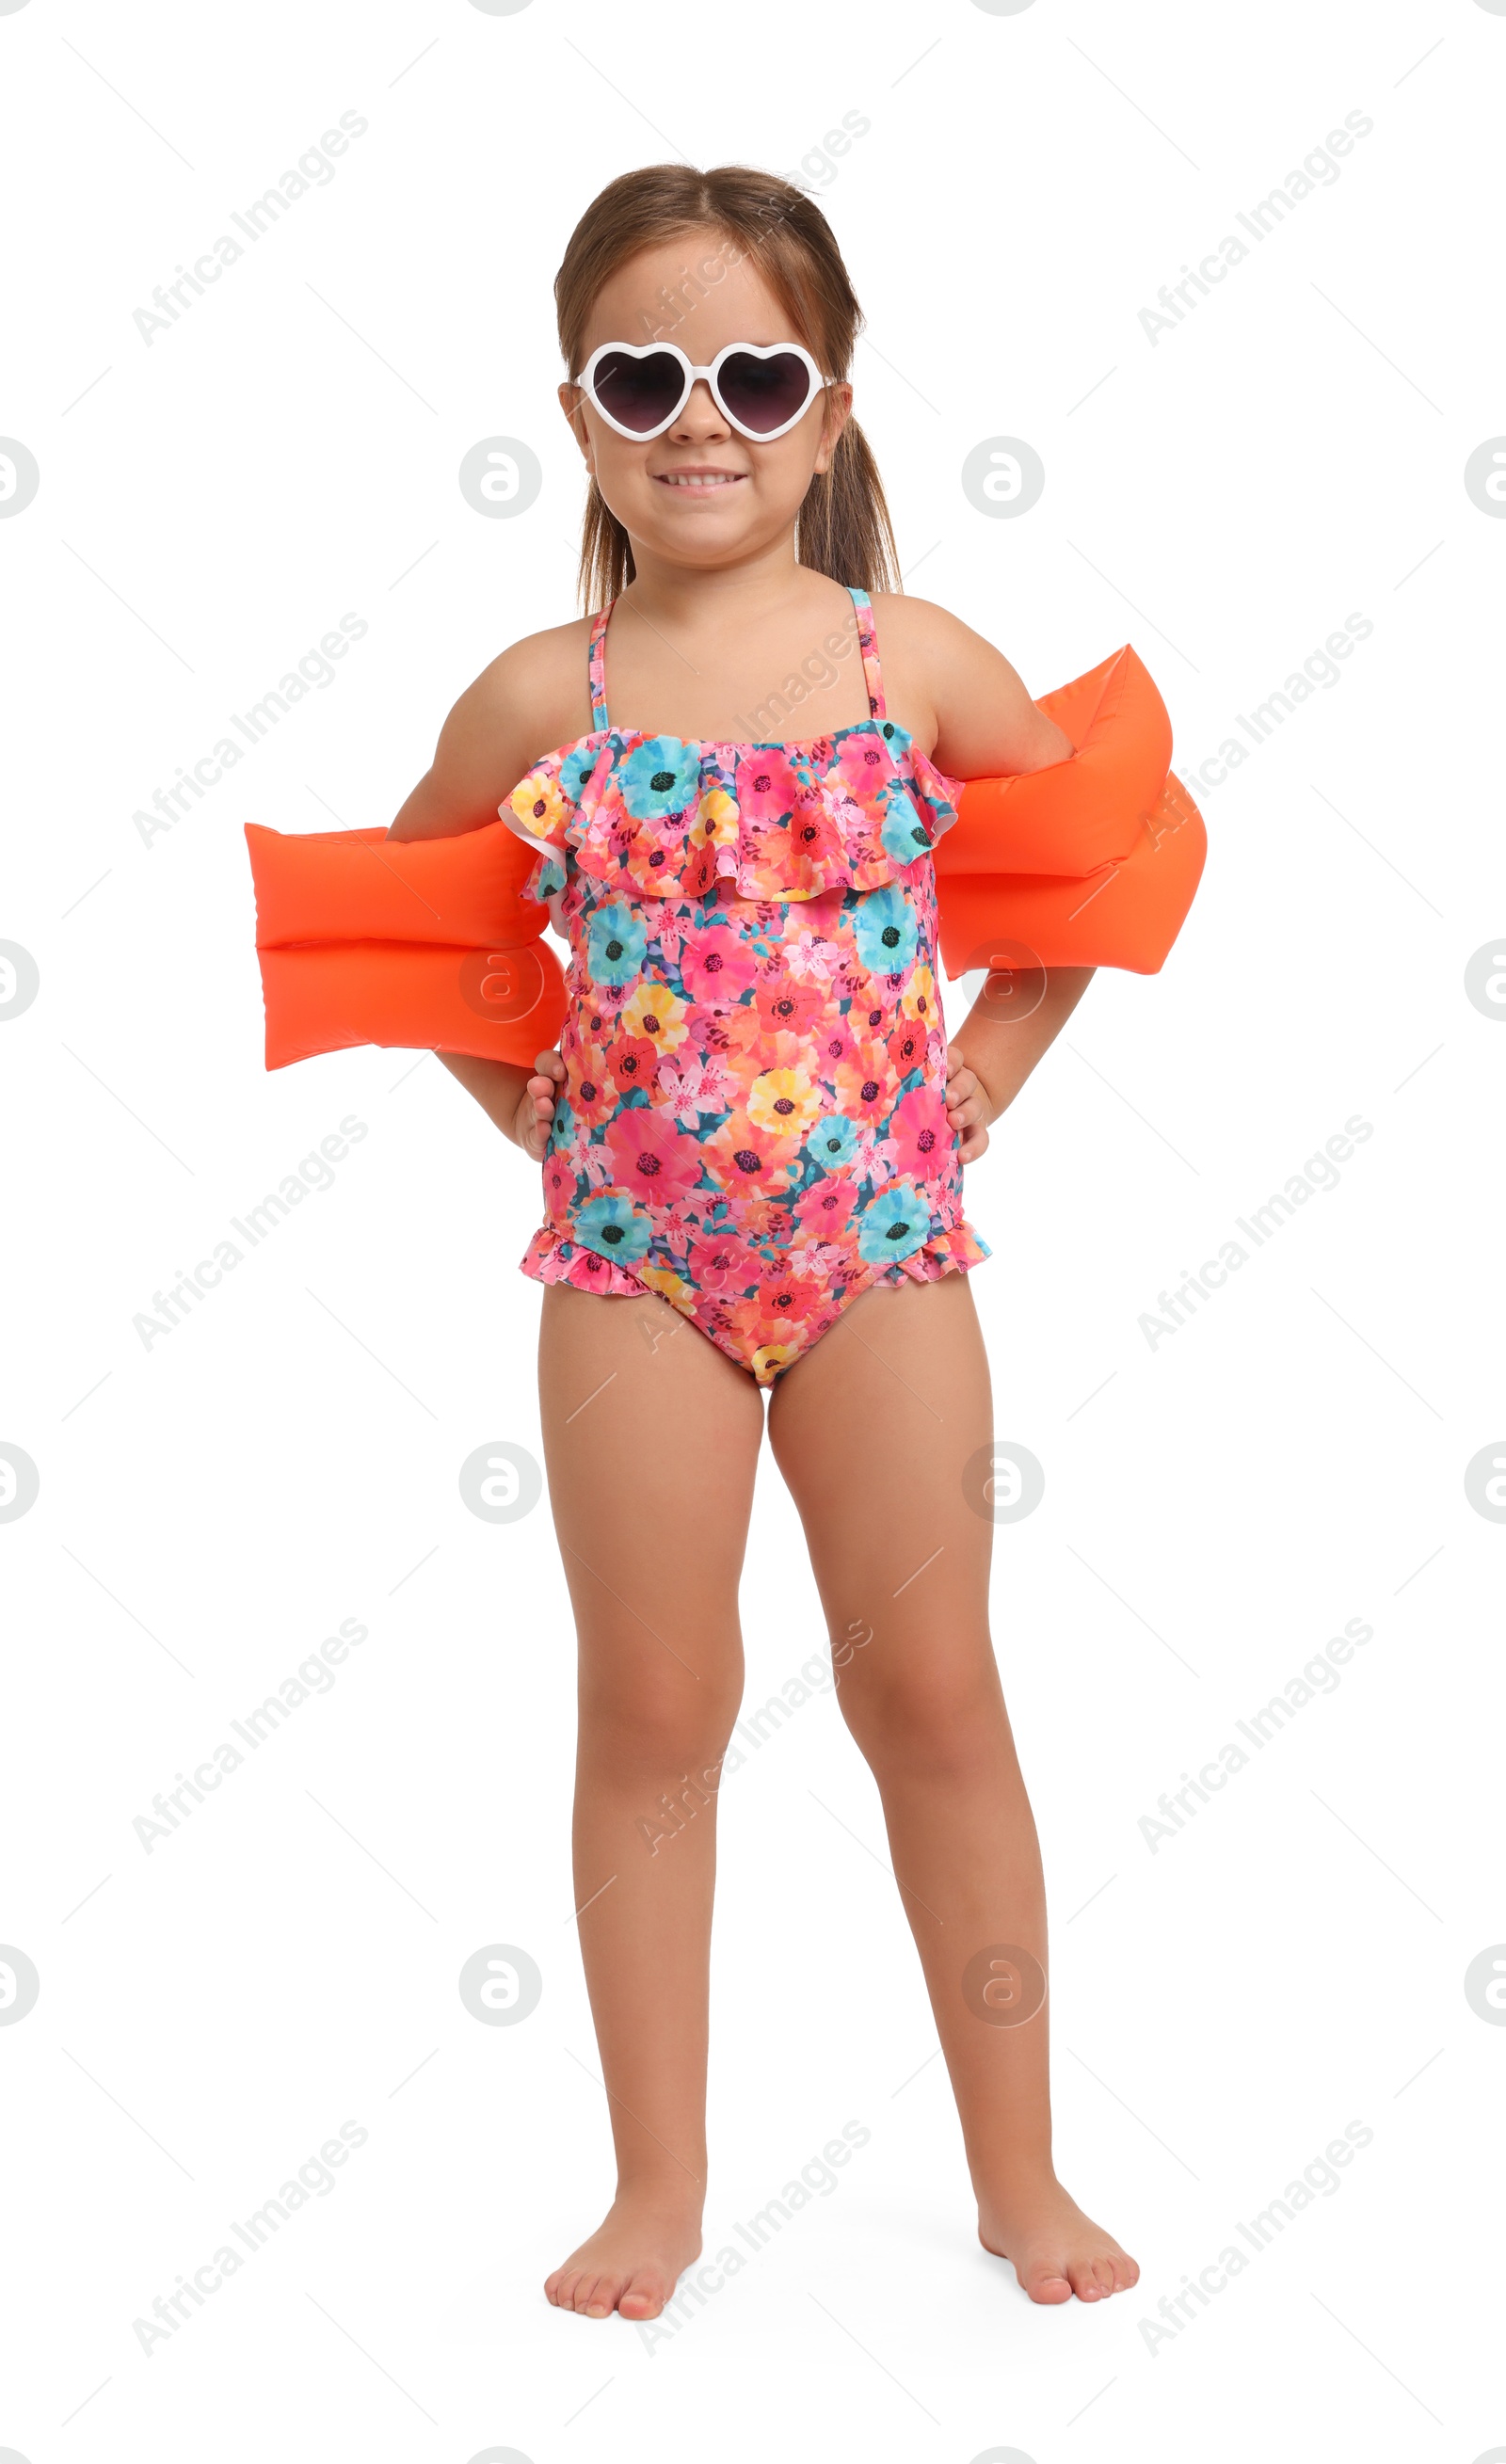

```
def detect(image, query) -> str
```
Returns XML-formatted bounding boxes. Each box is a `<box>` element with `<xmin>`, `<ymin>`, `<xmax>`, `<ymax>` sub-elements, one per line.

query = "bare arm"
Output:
<box><xmin>901</xmin><ymin>599</ymin><xmax>1092</xmax><ymax>1160</ymax></box>
<box><xmin>441</xmin><ymin>1047</ymin><xmax>564</xmax><ymax>1158</ymax></box>
<box><xmin>386</xmin><ymin>630</ymin><xmax>582</xmax><ymax>1153</ymax></box>
<box><xmin>945</xmin><ymin>968</ymin><xmax>1096</xmax><ymax>1161</ymax></box>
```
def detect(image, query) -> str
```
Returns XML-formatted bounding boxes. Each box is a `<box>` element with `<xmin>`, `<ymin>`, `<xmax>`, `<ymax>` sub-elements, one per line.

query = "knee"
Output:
<box><xmin>579</xmin><ymin>1658</ymin><xmax>742</xmax><ymax>1777</ymax></box>
<box><xmin>838</xmin><ymin>1650</ymin><xmax>1010</xmax><ymax>1780</ymax></box>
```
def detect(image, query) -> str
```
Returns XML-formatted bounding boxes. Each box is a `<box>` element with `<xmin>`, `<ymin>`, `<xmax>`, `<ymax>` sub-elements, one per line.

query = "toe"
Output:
<box><xmin>1065</xmin><ymin>2259</ymin><xmax>1104</xmax><ymax>2301</ymax></box>
<box><xmin>1091</xmin><ymin>2257</ymin><xmax>1116</xmax><ymax>2298</ymax></box>
<box><xmin>1113</xmin><ymin>2251</ymin><xmax>1140</xmax><ymax>2292</ymax></box>
<box><xmin>1021</xmin><ymin>2260</ymin><xmax>1073</xmax><ymax>2305</ymax></box>
<box><xmin>619</xmin><ymin>2269</ymin><xmax>666</xmax><ymax>2321</ymax></box>
<box><xmin>569</xmin><ymin>2273</ymin><xmax>602</xmax><ymax>2315</ymax></box>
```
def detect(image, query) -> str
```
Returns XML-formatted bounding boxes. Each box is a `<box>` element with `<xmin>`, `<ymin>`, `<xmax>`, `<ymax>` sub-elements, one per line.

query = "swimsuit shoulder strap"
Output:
<box><xmin>847</xmin><ymin>585</ymin><xmax>886</xmax><ymax>724</ymax></box>
<box><xmin>588</xmin><ymin>600</ymin><xmax>614</xmax><ymax>731</ymax></box>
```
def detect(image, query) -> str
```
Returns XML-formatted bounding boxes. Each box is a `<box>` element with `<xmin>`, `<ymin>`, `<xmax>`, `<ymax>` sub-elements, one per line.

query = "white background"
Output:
<box><xmin>3</xmin><ymin>1</ymin><xmax>1503</xmax><ymax>2457</ymax></box>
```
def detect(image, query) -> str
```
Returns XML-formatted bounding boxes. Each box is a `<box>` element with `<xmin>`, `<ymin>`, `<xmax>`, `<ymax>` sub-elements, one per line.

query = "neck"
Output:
<box><xmin>617</xmin><ymin>538</ymin><xmax>843</xmax><ymax>633</ymax></box>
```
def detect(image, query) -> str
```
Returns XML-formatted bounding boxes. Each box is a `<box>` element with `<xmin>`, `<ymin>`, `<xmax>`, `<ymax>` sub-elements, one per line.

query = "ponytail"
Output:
<box><xmin>796</xmin><ymin>417</ymin><xmax>900</xmax><ymax>596</ymax></box>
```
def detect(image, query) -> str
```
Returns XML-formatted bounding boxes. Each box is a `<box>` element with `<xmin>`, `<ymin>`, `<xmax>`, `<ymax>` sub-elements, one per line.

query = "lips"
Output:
<box><xmin>652</xmin><ymin>471</ymin><xmax>746</xmax><ymax>488</ymax></box>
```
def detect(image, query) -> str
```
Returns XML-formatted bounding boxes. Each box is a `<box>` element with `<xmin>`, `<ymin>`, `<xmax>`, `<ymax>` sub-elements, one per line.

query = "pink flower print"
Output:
<box><xmin>889</xmin><ymin>1083</ymin><xmax>953</xmax><ymax>1181</ymax></box>
<box><xmin>578</xmin><ymin>1141</ymin><xmax>618</xmax><ymax>1194</ymax></box>
<box><xmin>793</xmin><ymin>1177</ymin><xmax>858</xmax><ymax>1241</ymax></box>
<box><xmin>655</xmin><ymin>1053</ymin><xmax>735</xmax><ymax>1128</ymax></box>
<box><xmin>679</xmin><ymin>921</ymin><xmax>759</xmax><ymax>1006</ymax></box>
<box><xmin>809</xmin><ymin>1013</ymin><xmax>860</xmax><ymax>1080</ymax></box>
<box><xmin>602</xmin><ymin>1108</ymin><xmax>705</xmax><ymax>1205</ymax></box>
<box><xmin>542</xmin><ymin>1151</ymin><xmax>576</xmax><ymax>1220</ymax></box>
<box><xmin>783</xmin><ymin>920</ymin><xmax>843</xmax><ymax>984</ymax></box>
<box><xmin>686</xmin><ymin>1226</ymin><xmax>765</xmax><ymax>1294</ymax></box>
<box><xmin>734</xmin><ymin>748</ymin><xmax>801</xmax><ymax>826</ymax></box>
<box><xmin>836</xmin><ymin>732</ymin><xmax>889</xmax><ymax>807</ymax></box>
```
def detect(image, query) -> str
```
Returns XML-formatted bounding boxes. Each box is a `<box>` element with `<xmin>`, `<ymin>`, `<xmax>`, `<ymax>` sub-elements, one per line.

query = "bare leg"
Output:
<box><xmin>537</xmin><ymin>1282</ymin><xmax>763</xmax><ymax>2320</ymax></box>
<box><xmin>766</xmin><ymin>1269</ymin><xmax>1138</xmax><ymax>2304</ymax></box>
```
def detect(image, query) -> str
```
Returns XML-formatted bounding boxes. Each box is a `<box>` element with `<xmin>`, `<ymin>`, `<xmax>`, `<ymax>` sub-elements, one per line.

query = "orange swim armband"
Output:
<box><xmin>243</xmin><ymin>643</ymin><xmax>1203</xmax><ymax>1070</ymax></box>
<box><xmin>935</xmin><ymin>644</ymin><xmax>1205</xmax><ymax>978</ymax></box>
<box><xmin>244</xmin><ymin>818</ymin><xmax>568</xmax><ymax>1069</ymax></box>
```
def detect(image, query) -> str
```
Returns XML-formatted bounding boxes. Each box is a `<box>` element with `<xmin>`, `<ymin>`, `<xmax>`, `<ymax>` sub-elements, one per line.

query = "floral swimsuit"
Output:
<box><xmin>502</xmin><ymin>586</ymin><xmax>991</xmax><ymax>1386</ymax></box>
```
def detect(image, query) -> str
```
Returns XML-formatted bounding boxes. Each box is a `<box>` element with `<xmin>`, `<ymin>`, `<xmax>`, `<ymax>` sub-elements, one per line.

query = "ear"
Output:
<box><xmin>558</xmin><ymin>381</ymin><xmax>592</xmax><ymax>469</ymax></box>
<box><xmin>810</xmin><ymin>380</ymin><xmax>854</xmax><ymax>477</ymax></box>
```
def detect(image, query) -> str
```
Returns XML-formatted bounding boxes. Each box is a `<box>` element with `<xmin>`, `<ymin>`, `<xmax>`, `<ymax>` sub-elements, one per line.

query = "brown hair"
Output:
<box><xmin>554</xmin><ymin>164</ymin><xmax>901</xmax><ymax>611</ymax></box>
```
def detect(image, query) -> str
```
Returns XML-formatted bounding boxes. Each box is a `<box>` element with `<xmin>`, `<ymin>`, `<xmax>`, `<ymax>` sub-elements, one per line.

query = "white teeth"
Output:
<box><xmin>660</xmin><ymin>472</ymin><xmax>739</xmax><ymax>487</ymax></box>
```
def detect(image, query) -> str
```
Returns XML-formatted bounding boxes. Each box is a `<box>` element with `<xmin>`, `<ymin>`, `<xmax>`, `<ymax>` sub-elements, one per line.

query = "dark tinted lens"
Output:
<box><xmin>717</xmin><ymin>350</ymin><xmax>815</xmax><ymax>434</ymax></box>
<box><xmin>590</xmin><ymin>349</ymin><xmax>683</xmax><ymax>433</ymax></box>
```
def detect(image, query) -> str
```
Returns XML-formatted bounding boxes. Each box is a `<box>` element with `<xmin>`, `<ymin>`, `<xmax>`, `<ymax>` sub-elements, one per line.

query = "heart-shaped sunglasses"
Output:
<box><xmin>574</xmin><ymin>341</ymin><xmax>833</xmax><ymax>443</ymax></box>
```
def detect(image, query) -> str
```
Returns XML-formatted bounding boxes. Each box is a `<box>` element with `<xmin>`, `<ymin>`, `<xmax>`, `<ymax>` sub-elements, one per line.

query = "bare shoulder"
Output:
<box><xmin>460</xmin><ymin>614</ymin><xmax>594</xmax><ymax>756</ymax></box>
<box><xmin>868</xmin><ymin>590</ymin><xmax>1019</xmax><ymax>678</ymax></box>
<box><xmin>868</xmin><ymin>591</ymin><xmax>1072</xmax><ymax>780</ymax></box>
<box><xmin>388</xmin><ymin>614</ymin><xmax>595</xmax><ymax>840</ymax></box>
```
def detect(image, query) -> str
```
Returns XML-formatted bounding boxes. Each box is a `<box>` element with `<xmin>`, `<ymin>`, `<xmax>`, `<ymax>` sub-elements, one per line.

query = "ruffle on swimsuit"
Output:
<box><xmin>501</xmin><ymin>588</ymin><xmax>991</xmax><ymax>1385</ymax></box>
<box><xmin>504</xmin><ymin>708</ymin><xmax>959</xmax><ymax>909</ymax></box>
<box><xmin>241</xmin><ymin>595</ymin><xmax>1207</xmax><ymax>1385</ymax></box>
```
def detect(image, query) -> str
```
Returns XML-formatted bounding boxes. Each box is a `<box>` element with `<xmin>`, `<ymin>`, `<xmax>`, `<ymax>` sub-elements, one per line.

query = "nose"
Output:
<box><xmin>669</xmin><ymin>376</ymin><xmax>729</xmax><ymax>440</ymax></box>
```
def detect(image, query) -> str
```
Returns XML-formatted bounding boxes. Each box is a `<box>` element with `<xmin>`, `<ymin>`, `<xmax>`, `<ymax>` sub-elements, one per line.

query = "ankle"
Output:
<box><xmin>613</xmin><ymin>2174</ymin><xmax>705</xmax><ymax>2217</ymax></box>
<box><xmin>970</xmin><ymin>2147</ymin><xmax>1060</xmax><ymax>2199</ymax></box>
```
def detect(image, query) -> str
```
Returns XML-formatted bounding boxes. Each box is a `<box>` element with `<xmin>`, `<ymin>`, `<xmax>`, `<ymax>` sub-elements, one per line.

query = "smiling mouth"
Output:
<box><xmin>652</xmin><ymin>471</ymin><xmax>746</xmax><ymax>488</ymax></box>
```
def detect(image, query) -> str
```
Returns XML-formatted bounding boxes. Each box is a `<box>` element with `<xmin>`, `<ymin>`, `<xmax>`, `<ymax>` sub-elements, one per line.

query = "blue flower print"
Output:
<box><xmin>619</xmin><ymin>736</ymin><xmax>702</xmax><ymax>823</ymax></box>
<box><xmin>853</xmin><ymin>882</ymin><xmax>918</xmax><ymax>978</ymax></box>
<box><xmin>804</xmin><ymin>1112</ymin><xmax>859</xmax><ymax>1170</ymax></box>
<box><xmin>586</xmin><ymin>899</ymin><xmax>647</xmax><ymax>987</ymax></box>
<box><xmin>574</xmin><ymin>1189</ymin><xmax>652</xmax><ymax>1265</ymax></box>
<box><xmin>532</xmin><ymin>851</ymin><xmax>567</xmax><ymax>903</ymax></box>
<box><xmin>879</xmin><ymin>784</ymin><xmax>933</xmax><ymax>868</ymax></box>
<box><xmin>561</xmin><ymin>742</ymin><xmax>603</xmax><ymax>804</ymax></box>
<box><xmin>857</xmin><ymin>1178</ymin><xmax>930</xmax><ymax>1266</ymax></box>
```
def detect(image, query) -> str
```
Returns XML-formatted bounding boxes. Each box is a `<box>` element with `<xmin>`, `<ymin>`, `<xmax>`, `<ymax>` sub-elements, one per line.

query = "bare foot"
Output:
<box><xmin>544</xmin><ymin>2190</ymin><xmax>703</xmax><ymax>2322</ymax></box>
<box><xmin>978</xmin><ymin>2176</ymin><xmax>1139</xmax><ymax>2306</ymax></box>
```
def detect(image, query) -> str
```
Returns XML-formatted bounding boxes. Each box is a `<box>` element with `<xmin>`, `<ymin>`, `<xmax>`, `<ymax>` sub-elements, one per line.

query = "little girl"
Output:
<box><xmin>389</xmin><ymin>163</ymin><xmax>1139</xmax><ymax>2320</ymax></box>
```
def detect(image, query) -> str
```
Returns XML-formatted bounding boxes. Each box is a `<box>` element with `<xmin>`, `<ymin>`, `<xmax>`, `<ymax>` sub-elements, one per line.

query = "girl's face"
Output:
<box><xmin>560</xmin><ymin>234</ymin><xmax>853</xmax><ymax>573</ymax></box>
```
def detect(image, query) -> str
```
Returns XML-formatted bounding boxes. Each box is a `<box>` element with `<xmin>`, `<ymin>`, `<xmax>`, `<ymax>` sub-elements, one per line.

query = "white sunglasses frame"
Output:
<box><xmin>573</xmin><ymin>340</ymin><xmax>834</xmax><ymax>443</ymax></box>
